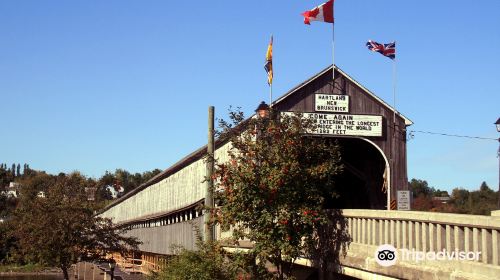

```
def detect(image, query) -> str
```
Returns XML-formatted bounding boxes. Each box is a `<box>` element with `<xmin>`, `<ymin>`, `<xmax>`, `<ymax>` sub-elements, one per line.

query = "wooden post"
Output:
<box><xmin>205</xmin><ymin>106</ymin><xmax>215</xmax><ymax>242</ymax></box>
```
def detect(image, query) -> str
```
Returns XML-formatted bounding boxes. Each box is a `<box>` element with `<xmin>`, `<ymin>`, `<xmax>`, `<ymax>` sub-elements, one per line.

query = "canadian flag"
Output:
<box><xmin>302</xmin><ymin>0</ymin><xmax>334</xmax><ymax>25</ymax></box>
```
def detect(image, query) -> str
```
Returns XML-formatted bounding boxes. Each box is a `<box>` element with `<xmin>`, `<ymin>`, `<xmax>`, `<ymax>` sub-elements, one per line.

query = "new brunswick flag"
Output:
<box><xmin>264</xmin><ymin>36</ymin><xmax>273</xmax><ymax>85</ymax></box>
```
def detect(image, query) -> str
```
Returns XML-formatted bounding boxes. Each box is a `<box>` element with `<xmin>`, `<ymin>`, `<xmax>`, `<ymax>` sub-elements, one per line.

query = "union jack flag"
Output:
<box><xmin>366</xmin><ymin>40</ymin><xmax>395</xmax><ymax>60</ymax></box>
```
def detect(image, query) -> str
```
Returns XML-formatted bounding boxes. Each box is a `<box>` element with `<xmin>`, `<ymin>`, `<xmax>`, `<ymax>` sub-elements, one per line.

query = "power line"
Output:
<box><xmin>409</xmin><ymin>130</ymin><xmax>498</xmax><ymax>141</ymax></box>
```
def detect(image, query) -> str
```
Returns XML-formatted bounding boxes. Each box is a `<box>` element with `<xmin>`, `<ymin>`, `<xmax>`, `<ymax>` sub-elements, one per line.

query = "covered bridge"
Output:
<box><xmin>98</xmin><ymin>65</ymin><xmax>413</xmax><ymax>265</ymax></box>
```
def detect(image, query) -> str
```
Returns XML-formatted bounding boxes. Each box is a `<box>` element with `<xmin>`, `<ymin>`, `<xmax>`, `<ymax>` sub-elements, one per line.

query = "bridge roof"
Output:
<box><xmin>274</xmin><ymin>65</ymin><xmax>413</xmax><ymax>125</ymax></box>
<box><xmin>99</xmin><ymin>65</ymin><xmax>412</xmax><ymax>214</ymax></box>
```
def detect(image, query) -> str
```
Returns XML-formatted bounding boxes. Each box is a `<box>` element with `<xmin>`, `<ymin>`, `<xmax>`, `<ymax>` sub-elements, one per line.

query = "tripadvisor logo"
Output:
<box><xmin>375</xmin><ymin>244</ymin><xmax>482</xmax><ymax>267</ymax></box>
<box><xmin>375</xmin><ymin>244</ymin><xmax>397</xmax><ymax>267</ymax></box>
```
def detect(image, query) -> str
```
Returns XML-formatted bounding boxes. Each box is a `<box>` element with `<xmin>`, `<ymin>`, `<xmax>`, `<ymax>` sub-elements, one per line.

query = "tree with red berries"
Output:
<box><xmin>213</xmin><ymin>110</ymin><xmax>349</xmax><ymax>279</ymax></box>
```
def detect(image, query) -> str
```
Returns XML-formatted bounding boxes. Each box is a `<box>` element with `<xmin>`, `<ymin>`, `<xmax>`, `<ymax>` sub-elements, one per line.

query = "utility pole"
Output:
<box><xmin>205</xmin><ymin>106</ymin><xmax>215</xmax><ymax>242</ymax></box>
<box><xmin>495</xmin><ymin>118</ymin><xmax>500</xmax><ymax>209</ymax></box>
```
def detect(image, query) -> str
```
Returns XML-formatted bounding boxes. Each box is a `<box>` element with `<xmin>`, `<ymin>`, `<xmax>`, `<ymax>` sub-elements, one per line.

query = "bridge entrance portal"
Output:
<box><xmin>325</xmin><ymin>138</ymin><xmax>387</xmax><ymax>210</ymax></box>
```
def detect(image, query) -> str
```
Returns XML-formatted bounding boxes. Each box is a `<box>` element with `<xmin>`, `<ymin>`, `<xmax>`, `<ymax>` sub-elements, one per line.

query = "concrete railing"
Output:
<box><xmin>217</xmin><ymin>210</ymin><xmax>500</xmax><ymax>279</ymax></box>
<box><xmin>343</xmin><ymin>209</ymin><xmax>500</xmax><ymax>266</ymax></box>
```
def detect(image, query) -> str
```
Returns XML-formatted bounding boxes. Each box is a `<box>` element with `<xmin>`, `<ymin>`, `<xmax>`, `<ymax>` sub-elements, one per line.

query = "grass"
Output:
<box><xmin>0</xmin><ymin>263</ymin><xmax>52</xmax><ymax>273</ymax></box>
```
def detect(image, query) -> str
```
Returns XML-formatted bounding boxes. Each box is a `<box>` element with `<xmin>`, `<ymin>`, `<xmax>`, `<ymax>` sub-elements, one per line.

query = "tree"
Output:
<box><xmin>0</xmin><ymin>220</ymin><xmax>19</xmax><ymax>264</ymax></box>
<box><xmin>114</xmin><ymin>169</ymin><xmax>130</xmax><ymax>193</ymax></box>
<box><xmin>150</xmin><ymin>236</ymin><xmax>240</xmax><ymax>280</ymax></box>
<box><xmin>212</xmin><ymin>110</ymin><xmax>349</xmax><ymax>279</ymax></box>
<box><xmin>12</xmin><ymin>172</ymin><xmax>139</xmax><ymax>279</ymax></box>
<box><xmin>409</xmin><ymin>179</ymin><xmax>432</xmax><ymax>199</ymax></box>
<box><xmin>23</xmin><ymin>164</ymin><xmax>31</xmax><ymax>177</ymax></box>
<box><xmin>412</xmin><ymin>194</ymin><xmax>433</xmax><ymax>211</ymax></box>
<box><xmin>96</xmin><ymin>171</ymin><xmax>116</xmax><ymax>201</ymax></box>
<box><xmin>469</xmin><ymin>182</ymin><xmax>497</xmax><ymax>215</ymax></box>
<box><xmin>450</xmin><ymin>188</ymin><xmax>471</xmax><ymax>213</ymax></box>
<box><xmin>479</xmin><ymin>181</ymin><xmax>491</xmax><ymax>192</ymax></box>
<box><xmin>142</xmin><ymin>168</ymin><xmax>162</xmax><ymax>183</ymax></box>
<box><xmin>0</xmin><ymin>165</ymin><xmax>14</xmax><ymax>190</ymax></box>
<box><xmin>433</xmin><ymin>189</ymin><xmax>449</xmax><ymax>197</ymax></box>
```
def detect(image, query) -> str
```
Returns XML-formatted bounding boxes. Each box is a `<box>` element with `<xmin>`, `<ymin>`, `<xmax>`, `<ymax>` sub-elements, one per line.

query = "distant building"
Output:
<box><xmin>106</xmin><ymin>185</ymin><xmax>124</xmax><ymax>199</ymax></box>
<box><xmin>85</xmin><ymin>187</ymin><xmax>97</xmax><ymax>201</ymax></box>
<box><xmin>37</xmin><ymin>191</ymin><xmax>46</xmax><ymax>198</ymax></box>
<box><xmin>1</xmin><ymin>182</ymin><xmax>20</xmax><ymax>198</ymax></box>
<box><xmin>432</xmin><ymin>196</ymin><xmax>451</xmax><ymax>204</ymax></box>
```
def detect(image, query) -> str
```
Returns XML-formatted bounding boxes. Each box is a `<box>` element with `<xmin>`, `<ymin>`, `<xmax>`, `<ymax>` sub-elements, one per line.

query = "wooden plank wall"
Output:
<box><xmin>100</xmin><ymin>143</ymin><xmax>231</xmax><ymax>223</ymax></box>
<box><xmin>124</xmin><ymin>216</ymin><xmax>203</xmax><ymax>255</ymax></box>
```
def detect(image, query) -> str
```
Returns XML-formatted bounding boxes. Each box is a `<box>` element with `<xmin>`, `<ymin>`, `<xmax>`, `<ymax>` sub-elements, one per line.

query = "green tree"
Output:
<box><xmin>12</xmin><ymin>172</ymin><xmax>139</xmax><ymax>279</ymax></box>
<box><xmin>409</xmin><ymin>179</ymin><xmax>432</xmax><ymax>199</ymax></box>
<box><xmin>142</xmin><ymin>169</ymin><xmax>162</xmax><ymax>183</ymax></box>
<box><xmin>469</xmin><ymin>182</ymin><xmax>497</xmax><ymax>215</ymax></box>
<box><xmin>96</xmin><ymin>171</ymin><xmax>115</xmax><ymax>201</ymax></box>
<box><xmin>150</xmin><ymin>238</ymin><xmax>240</xmax><ymax>280</ymax></box>
<box><xmin>18</xmin><ymin>172</ymin><xmax>55</xmax><ymax>195</ymax></box>
<box><xmin>450</xmin><ymin>188</ymin><xmax>471</xmax><ymax>213</ymax></box>
<box><xmin>213</xmin><ymin>111</ymin><xmax>349</xmax><ymax>279</ymax></box>
<box><xmin>0</xmin><ymin>220</ymin><xmax>18</xmax><ymax>264</ymax></box>
<box><xmin>479</xmin><ymin>181</ymin><xmax>491</xmax><ymax>192</ymax></box>
<box><xmin>23</xmin><ymin>164</ymin><xmax>32</xmax><ymax>177</ymax></box>
<box><xmin>433</xmin><ymin>189</ymin><xmax>449</xmax><ymax>197</ymax></box>
<box><xmin>0</xmin><ymin>165</ymin><xmax>14</xmax><ymax>190</ymax></box>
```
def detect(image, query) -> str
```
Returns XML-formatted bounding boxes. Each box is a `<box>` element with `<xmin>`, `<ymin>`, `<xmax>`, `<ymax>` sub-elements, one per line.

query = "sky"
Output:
<box><xmin>1</xmin><ymin>1</ymin><xmax>499</xmax><ymax>193</ymax></box>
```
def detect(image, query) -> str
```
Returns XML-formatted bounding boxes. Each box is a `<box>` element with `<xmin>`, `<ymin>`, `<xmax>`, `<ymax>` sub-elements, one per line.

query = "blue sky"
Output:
<box><xmin>1</xmin><ymin>1</ymin><xmax>499</xmax><ymax>192</ymax></box>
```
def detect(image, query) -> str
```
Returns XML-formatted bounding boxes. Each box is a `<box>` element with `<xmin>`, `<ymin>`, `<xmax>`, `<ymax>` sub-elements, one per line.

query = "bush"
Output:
<box><xmin>149</xmin><ymin>240</ymin><xmax>239</xmax><ymax>280</ymax></box>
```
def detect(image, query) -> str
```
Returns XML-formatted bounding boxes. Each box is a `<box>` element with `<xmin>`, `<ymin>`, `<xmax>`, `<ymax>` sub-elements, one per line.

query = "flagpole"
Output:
<box><xmin>267</xmin><ymin>34</ymin><xmax>273</xmax><ymax>106</ymax></box>
<box><xmin>270</xmin><ymin>84</ymin><xmax>273</xmax><ymax>105</ymax></box>
<box><xmin>331</xmin><ymin>4</ymin><xmax>335</xmax><ymax>93</ymax></box>
<box><xmin>270</xmin><ymin>34</ymin><xmax>273</xmax><ymax>106</ymax></box>
<box><xmin>392</xmin><ymin>54</ymin><xmax>397</xmax><ymax>127</ymax></box>
<box><xmin>390</xmin><ymin>49</ymin><xmax>397</xmax><ymax>210</ymax></box>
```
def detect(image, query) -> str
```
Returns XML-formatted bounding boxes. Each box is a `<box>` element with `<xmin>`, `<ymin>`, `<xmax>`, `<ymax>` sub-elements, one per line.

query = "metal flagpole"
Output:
<box><xmin>270</xmin><ymin>83</ymin><xmax>273</xmax><ymax>105</ymax></box>
<box><xmin>332</xmin><ymin>7</ymin><xmax>335</xmax><ymax>92</ymax></box>
<box><xmin>269</xmin><ymin>34</ymin><xmax>273</xmax><ymax>105</ymax></box>
<box><xmin>393</xmin><ymin>50</ymin><xmax>397</xmax><ymax>123</ymax></box>
<box><xmin>390</xmin><ymin>47</ymin><xmax>397</xmax><ymax>210</ymax></box>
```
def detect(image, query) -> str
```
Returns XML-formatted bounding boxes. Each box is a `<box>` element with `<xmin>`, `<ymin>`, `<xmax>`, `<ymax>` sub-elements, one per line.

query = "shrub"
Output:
<box><xmin>149</xmin><ymin>240</ymin><xmax>239</xmax><ymax>280</ymax></box>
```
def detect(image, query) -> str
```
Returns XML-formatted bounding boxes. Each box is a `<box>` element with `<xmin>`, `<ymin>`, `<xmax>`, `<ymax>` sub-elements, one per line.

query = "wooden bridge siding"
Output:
<box><xmin>124</xmin><ymin>216</ymin><xmax>203</xmax><ymax>255</ymax></box>
<box><xmin>100</xmin><ymin>143</ymin><xmax>231</xmax><ymax>224</ymax></box>
<box><xmin>274</xmin><ymin>69</ymin><xmax>409</xmax><ymax>198</ymax></box>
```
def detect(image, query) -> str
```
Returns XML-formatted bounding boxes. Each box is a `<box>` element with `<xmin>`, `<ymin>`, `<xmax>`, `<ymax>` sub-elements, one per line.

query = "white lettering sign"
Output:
<box><xmin>315</xmin><ymin>94</ymin><xmax>349</xmax><ymax>113</ymax></box>
<box><xmin>397</xmin><ymin>191</ymin><xmax>411</xmax><ymax>210</ymax></box>
<box><xmin>287</xmin><ymin>113</ymin><xmax>383</xmax><ymax>137</ymax></box>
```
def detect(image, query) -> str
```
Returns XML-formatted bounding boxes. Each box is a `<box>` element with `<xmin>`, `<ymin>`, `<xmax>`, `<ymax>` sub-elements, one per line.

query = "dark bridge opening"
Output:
<box><xmin>325</xmin><ymin>138</ymin><xmax>387</xmax><ymax>210</ymax></box>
